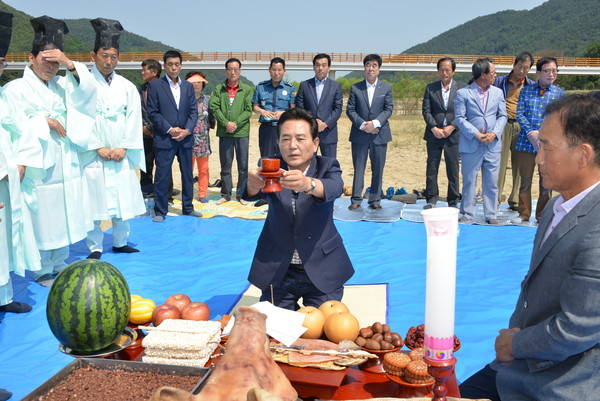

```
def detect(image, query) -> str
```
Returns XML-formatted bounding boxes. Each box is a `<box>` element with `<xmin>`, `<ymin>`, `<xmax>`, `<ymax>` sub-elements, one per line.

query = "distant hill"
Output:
<box><xmin>64</xmin><ymin>18</ymin><xmax>174</xmax><ymax>53</ymax></box>
<box><xmin>0</xmin><ymin>1</ymin><xmax>88</xmax><ymax>53</ymax></box>
<box><xmin>404</xmin><ymin>0</ymin><xmax>600</xmax><ymax>57</ymax></box>
<box><xmin>0</xmin><ymin>1</ymin><xmax>255</xmax><ymax>89</ymax></box>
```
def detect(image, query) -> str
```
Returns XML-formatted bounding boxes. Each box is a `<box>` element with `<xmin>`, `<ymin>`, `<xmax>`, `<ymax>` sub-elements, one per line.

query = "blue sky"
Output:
<box><xmin>5</xmin><ymin>0</ymin><xmax>547</xmax><ymax>82</ymax></box>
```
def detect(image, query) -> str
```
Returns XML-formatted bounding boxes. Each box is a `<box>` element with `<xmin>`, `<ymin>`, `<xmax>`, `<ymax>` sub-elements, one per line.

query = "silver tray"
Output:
<box><xmin>58</xmin><ymin>326</ymin><xmax>137</xmax><ymax>358</ymax></box>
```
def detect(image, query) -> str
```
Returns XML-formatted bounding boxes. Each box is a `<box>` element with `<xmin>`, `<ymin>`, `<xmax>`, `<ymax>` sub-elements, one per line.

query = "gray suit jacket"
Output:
<box><xmin>494</xmin><ymin>184</ymin><xmax>600</xmax><ymax>400</ymax></box>
<box><xmin>295</xmin><ymin>78</ymin><xmax>343</xmax><ymax>145</ymax></box>
<box><xmin>346</xmin><ymin>79</ymin><xmax>393</xmax><ymax>145</ymax></box>
<box><xmin>454</xmin><ymin>82</ymin><xmax>507</xmax><ymax>153</ymax></box>
<box><xmin>422</xmin><ymin>80</ymin><xmax>465</xmax><ymax>145</ymax></box>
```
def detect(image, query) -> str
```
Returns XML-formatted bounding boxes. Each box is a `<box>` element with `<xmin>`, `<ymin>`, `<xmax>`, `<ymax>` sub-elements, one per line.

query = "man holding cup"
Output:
<box><xmin>245</xmin><ymin>108</ymin><xmax>354</xmax><ymax>310</ymax></box>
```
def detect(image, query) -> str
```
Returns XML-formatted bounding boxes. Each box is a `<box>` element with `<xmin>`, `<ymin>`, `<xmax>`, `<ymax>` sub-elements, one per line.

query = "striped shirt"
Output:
<box><xmin>515</xmin><ymin>82</ymin><xmax>565</xmax><ymax>153</ymax></box>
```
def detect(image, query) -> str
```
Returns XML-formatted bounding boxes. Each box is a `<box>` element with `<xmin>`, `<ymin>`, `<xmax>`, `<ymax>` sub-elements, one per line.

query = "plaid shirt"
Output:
<box><xmin>515</xmin><ymin>82</ymin><xmax>565</xmax><ymax>153</ymax></box>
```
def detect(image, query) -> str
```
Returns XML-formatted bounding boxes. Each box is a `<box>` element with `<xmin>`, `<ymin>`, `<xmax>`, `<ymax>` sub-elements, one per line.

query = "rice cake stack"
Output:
<box><xmin>141</xmin><ymin>319</ymin><xmax>221</xmax><ymax>367</ymax></box>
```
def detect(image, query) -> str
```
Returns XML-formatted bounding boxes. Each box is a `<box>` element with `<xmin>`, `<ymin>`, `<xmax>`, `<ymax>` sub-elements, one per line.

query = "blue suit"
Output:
<box><xmin>454</xmin><ymin>82</ymin><xmax>507</xmax><ymax>220</ymax></box>
<box><xmin>346</xmin><ymin>79</ymin><xmax>393</xmax><ymax>206</ymax></box>
<box><xmin>245</xmin><ymin>155</ymin><xmax>354</xmax><ymax>303</ymax></box>
<box><xmin>295</xmin><ymin>78</ymin><xmax>343</xmax><ymax>158</ymax></box>
<box><xmin>147</xmin><ymin>76</ymin><xmax>198</xmax><ymax>217</ymax></box>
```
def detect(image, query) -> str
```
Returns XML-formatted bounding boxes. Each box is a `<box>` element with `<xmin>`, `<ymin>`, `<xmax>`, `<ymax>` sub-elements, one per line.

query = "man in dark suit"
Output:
<box><xmin>295</xmin><ymin>53</ymin><xmax>343</xmax><ymax>159</ymax></box>
<box><xmin>422</xmin><ymin>57</ymin><xmax>465</xmax><ymax>209</ymax></box>
<box><xmin>244</xmin><ymin>108</ymin><xmax>354</xmax><ymax>310</ymax></box>
<box><xmin>346</xmin><ymin>54</ymin><xmax>394</xmax><ymax>210</ymax></box>
<box><xmin>147</xmin><ymin>50</ymin><xmax>200</xmax><ymax>222</ymax></box>
<box><xmin>460</xmin><ymin>93</ymin><xmax>600</xmax><ymax>400</ymax></box>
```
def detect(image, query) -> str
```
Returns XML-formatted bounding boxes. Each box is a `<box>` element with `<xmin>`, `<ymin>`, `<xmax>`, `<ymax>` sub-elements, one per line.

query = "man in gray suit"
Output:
<box><xmin>460</xmin><ymin>93</ymin><xmax>600</xmax><ymax>400</ymax></box>
<box><xmin>346</xmin><ymin>54</ymin><xmax>393</xmax><ymax>210</ymax></box>
<box><xmin>454</xmin><ymin>57</ymin><xmax>507</xmax><ymax>224</ymax></box>
<box><xmin>422</xmin><ymin>57</ymin><xmax>465</xmax><ymax>209</ymax></box>
<box><xmin>295</xmin><ymin>53</ymin><xmax>343</xmax><ymax>159</ymax></box>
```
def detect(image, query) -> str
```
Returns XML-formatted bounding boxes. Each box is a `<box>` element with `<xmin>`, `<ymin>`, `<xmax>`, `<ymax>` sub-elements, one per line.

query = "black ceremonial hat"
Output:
<box><xmin>30</xmin><ymin>15</ymin><xmax>69</xmax><ymax>52</ymax></box>
<box><xmin>0</xmin><ymin>12</ymin><xmax>13</xmax><ymax>58</ymax></box>
<box><xmin>90</xmin><ymin>18</ymin><xmax>123</xmax><ymax>50</ymax></box>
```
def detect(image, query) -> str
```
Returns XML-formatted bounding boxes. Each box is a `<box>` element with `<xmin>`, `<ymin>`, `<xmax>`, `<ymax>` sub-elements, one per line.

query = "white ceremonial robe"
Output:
<box><xmin>3</xmin><ymin>62</ymin><xmax>97</xmax><ymax>251</ymax></box>
<box><xmin>0</xmin><ymin>90</ymin><xmax>45</xmax><ymax>287</ymax></box>
<box><xmin>81</xmin><ymin>66</ymin><xmax>145</xmax><ymax>221</ymax></box>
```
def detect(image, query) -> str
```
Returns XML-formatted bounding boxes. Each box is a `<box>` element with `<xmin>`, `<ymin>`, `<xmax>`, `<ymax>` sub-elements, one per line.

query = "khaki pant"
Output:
<box><xmin>497</xmin><ymin>121</ymin><xmax>521</xmax><ymax>207</ymax></box>
<box><xmin>516</xmin><ymin>151</ymin><xmax>552</xmax><ymax>221</ymax></box>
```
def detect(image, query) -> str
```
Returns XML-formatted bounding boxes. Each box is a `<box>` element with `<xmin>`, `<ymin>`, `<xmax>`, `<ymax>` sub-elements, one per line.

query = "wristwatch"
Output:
<box><xmin>304</xmin><ymin>178</ymin><xmax>317</xmax><ymax>194</ymax></box>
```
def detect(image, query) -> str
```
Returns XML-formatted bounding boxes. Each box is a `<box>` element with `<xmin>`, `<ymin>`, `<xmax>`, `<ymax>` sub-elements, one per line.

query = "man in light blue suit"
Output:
<box><xmin>460</xmin><ymin>93</ymin><xmax>600</xmax><ymax>401</ymax></box>
<box><xmin>346</xmin><ymin>54</ymin><xmax>393</xmax><ymax>210</ymax></box>
<box><xmin>295</xmin><ymin>53</ymin><xmax>343</xmax><ymax>159</ymax></box>
<box><xmin>454</xmin><ymin>58</ymin><xmax>507</xmax><ymax>224</ymax></box>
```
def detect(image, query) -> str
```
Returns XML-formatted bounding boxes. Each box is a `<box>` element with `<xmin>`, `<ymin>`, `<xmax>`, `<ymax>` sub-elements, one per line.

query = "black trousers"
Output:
<box><xmin>459</xmin><ymin>364</ymin><xmax>501</xmax><ymax>401</ymax></box>
<box><xmin>258</xmin><ymin>123</ymin><xmax>279</xmax><ymax>158</ymax></box>
<box><xmin>424</xmin><ymin>138</ymin><xmax>460</xmax><ymax>205</ymax></box>
<box><xmin>140</xmin><ymin>135</ymin><xmax>154</xmax><ymax>192</ymax></box>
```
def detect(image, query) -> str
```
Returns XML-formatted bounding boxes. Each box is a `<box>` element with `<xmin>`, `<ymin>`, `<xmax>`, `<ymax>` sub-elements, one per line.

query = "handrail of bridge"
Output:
<box><xmin>6</xmin><ymin>52</ymin><xmax>600</xmax><ymax>67</ymax></box>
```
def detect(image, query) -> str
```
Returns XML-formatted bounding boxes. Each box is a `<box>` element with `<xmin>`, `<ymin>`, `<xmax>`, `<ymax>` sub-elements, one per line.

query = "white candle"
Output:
<box><xmin>421</xmin><ymin>207</ymin><xmax>459</xmax><ymax>361</ymax></box>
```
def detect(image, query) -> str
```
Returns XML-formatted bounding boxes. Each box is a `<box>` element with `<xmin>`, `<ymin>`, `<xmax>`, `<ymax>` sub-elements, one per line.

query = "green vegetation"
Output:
<box><xmin>405</xmin><ymin>0</ymin><xmax>600</xmax><ymax>58</ymax></box>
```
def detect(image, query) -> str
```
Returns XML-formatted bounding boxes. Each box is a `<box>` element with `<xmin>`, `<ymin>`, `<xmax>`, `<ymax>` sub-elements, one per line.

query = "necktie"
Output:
<box><xmin>106</xmin><ymin>75</ymin><xmax>112</xmax><ymax>86</ymax></box>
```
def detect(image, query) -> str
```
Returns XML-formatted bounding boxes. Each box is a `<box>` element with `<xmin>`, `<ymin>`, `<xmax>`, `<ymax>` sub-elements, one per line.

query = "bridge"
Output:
<box><xmin>6</xmin><ymin>52</ymin><xmax>600</xmax><ymax>77</ymax></box>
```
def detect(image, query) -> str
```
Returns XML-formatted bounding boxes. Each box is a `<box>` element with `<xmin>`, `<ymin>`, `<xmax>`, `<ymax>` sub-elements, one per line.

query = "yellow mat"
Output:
<box><xmin>168</xmin><ymin>188</ymin><xmax>267</xmax><ymax>220</ymax></box>
<box><xmin>229</xmin><ymin>284</ymin><xmax>388</xmax><ymax>328</ymax></box>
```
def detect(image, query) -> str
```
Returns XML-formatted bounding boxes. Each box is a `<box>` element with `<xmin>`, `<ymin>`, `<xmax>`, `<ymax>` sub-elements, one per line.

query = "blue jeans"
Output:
<box><xmin>260</xmin><ymin>266</ymin><xmax>344</xmax><ymax>310</ymax></box>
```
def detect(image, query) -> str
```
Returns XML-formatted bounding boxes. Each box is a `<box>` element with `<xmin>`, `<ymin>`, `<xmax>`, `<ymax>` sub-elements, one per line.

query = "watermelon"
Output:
<box><xmin>46</xmin><ymin>259</ymin><xmax>131</xmax><ymax>352</ymax></box>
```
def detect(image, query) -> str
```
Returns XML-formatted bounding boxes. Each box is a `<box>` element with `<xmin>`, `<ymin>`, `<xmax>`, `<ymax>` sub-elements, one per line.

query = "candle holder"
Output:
<box><xmin>427</xmin><ymin>357</ymin><xmax>456</xmax><ymax>401</ymax></box>
<box><xmin>421</xmin><ymin>207</ymin><xmax>459</xmax><ymax>401</ymax></box>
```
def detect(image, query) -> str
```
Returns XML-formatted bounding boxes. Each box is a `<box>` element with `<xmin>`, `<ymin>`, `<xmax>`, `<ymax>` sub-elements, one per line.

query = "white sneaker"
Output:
<box><xmin>238</xmin><ymin>199</ymin><xmax>249</xmax><ymax>205</ymax></box>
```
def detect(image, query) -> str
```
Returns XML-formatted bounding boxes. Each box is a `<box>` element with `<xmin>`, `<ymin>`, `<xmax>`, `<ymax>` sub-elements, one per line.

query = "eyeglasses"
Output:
<box><xmin>541</xmin><ymin>68</ymin><xmax>559</xmax><ymax>75</ymax></box>
<box><xmin>226</xmin><ymin>68</ymin><xmax>240</xmax><ymax>73</ymax></box>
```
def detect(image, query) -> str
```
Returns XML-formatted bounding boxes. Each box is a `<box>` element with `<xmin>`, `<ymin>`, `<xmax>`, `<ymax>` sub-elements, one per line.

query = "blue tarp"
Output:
<box><xmin>0</xmin><ymin>215</ymin><xmax>535</xmax><ymax>400</ymax></box>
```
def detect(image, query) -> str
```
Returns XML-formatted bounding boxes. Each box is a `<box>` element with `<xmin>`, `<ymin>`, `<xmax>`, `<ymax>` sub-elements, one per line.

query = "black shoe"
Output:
<box><xmin>209</xmin><ymin>179</ymin><xmax>221</xmax><ymax>188</ymax></box>
<box><xmin>87</xmin><ymin>251</ymin><xmax>102</xmax><ymax>260</ymax></box>
<box><xmin>254</xmin><ymin>199</ymin><xmax>268</xmax><ymax>207</ymax></box>
<box><xmin>508</xmin><ymin>205</ymin><xmax>519</xmax><ymax>211</ymax></box>
<box><xmin>0</xmin><ymin>389</ymin><xmax>12</xmax><ymax>401</ymax></box>
<box><xmin>35</xmin><ymin>274</ymin><xmax>55</xmax><ymax>287</ymax></box>
<box><xmin>348</xmin><ymin>203</ymin><xmax>361</xmax><ymax>211</ymax></box>
<box><xmin>113</xmin><ymin>245</ymin><xmax>140</xmax><ymax>253</ymax></box>
<box><xmin>0</xmin><ymin>301</ymin><xmax>32</xmax><ymax>314</ymax></box>
<box><xmin>172</xmin><ymin>188</ymin><xmax>181</xmax><ymax>196</ymax></box>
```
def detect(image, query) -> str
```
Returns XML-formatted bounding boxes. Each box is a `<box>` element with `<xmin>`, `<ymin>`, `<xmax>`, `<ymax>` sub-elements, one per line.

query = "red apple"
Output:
<box><xmin>152</xmin><ymin>304</ymin><xmax>181</xmax><ymax>326</ymax></box>
<box><xmin>297</xmin><ymin>306</ymin><xmax>325</xmax><ymax>339</ymax></box>
<box><xmin>165</xmin><ymin>293</ymin><xmax>192</xmax><ymax>312</ymax></box>
<box><xmin>181</xmin><ymin>302</ymin><xmax>210</xmax><ymax>321</ymax></box>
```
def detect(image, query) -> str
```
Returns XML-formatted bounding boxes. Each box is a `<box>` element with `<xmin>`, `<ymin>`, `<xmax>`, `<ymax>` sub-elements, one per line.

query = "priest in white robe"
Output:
<box><xmin>0</xmin><ymin>12</ymin><xmax>44</xmax><ymax>317</ymax></box>
<box><xmin>2</xmin><ymin>16</ymin><xmax>97</xmax><ymax>286</ymax></box>
<box><xmin>82</xmin><ymin>18</ymin><xmax>145</xmax><ymax>260</ymax></box>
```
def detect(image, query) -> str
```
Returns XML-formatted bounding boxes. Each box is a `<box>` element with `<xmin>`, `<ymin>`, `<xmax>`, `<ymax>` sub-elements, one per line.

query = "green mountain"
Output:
<box><xmin>64</xmin><ymin>18</ymin><xmax>174</xmax><ymax>53</ymax></box>
<box><xmin>0</xmin><ymin>1</ymin><xmax>253</xmax><ymax>89</ymax></box>
<box><xmin>404</xmin><ymin>0</ymin><xmax>600</xmax><ymax>57</ymax></box>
